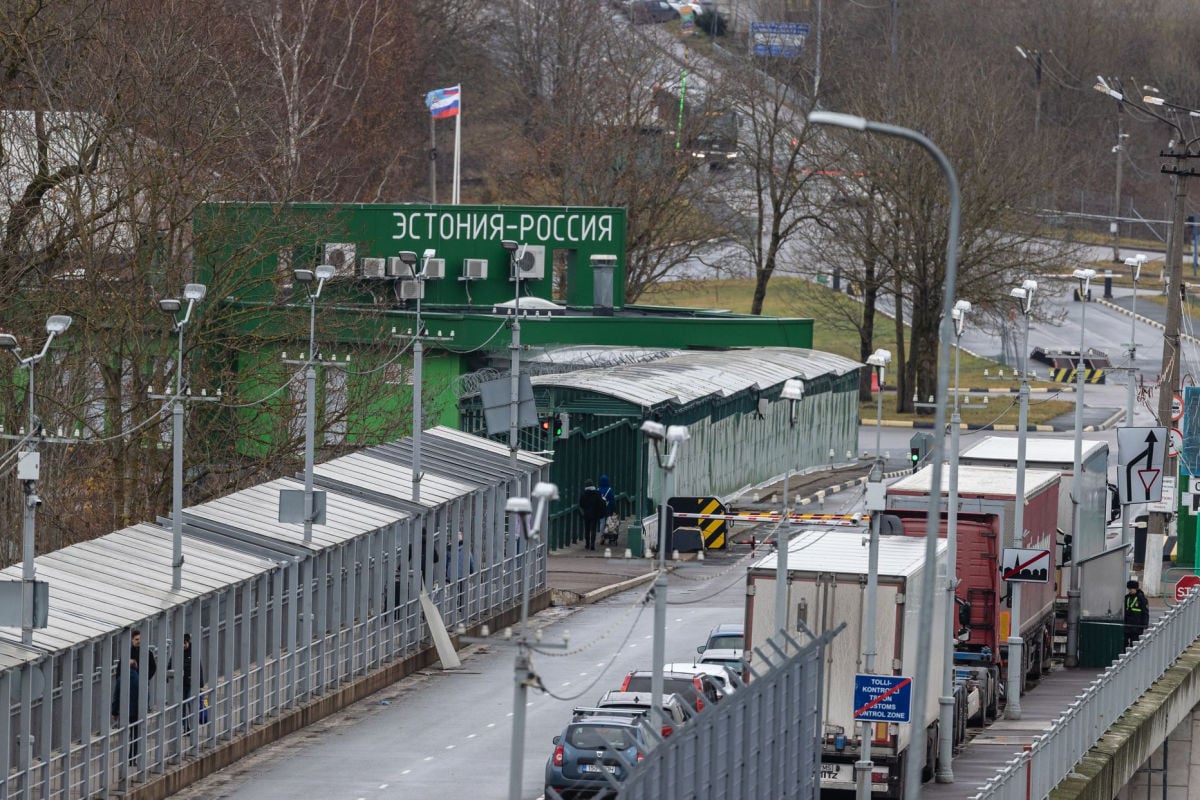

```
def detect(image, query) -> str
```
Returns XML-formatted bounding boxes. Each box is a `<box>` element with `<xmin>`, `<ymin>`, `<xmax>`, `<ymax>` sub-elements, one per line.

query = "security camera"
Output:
<box><xmin>27</xmin><ymin>494</ymin><xmax>42</xmax><ymax>508</ymax></box>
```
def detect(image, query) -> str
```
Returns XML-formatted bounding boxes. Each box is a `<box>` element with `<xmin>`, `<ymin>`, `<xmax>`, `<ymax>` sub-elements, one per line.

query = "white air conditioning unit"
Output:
<box><xmin>385</xmin><ymin>256</ymin><xmax>410</xmax><ymax>279</ymax></box>
<box><xmin>422</xmin><ymin>258</ymin><xmax>446</xmax><ymax>280</ymax></box>
<box><xmin>399</xmin><ymin>280</ymin><xmax>425</xmax><ymax>300</ymax></box>
<box><xmin>323</xmin><ymin>243</ymin><xmax>357</xmax><ymax>277</ymax></box>
<box><xmin>510</xmin><ymin>244</ymin><xmax>545</xmax><ymax>281</ymax></box>
<box><xmin>359</xmin><ymin>257</ymin><xmax>386</xmax><ymax>279</ymax></box>
<box><xmin>463</xmin><ymin>258</ymin><xmax>488</xmax><ymax>280</ymax></box>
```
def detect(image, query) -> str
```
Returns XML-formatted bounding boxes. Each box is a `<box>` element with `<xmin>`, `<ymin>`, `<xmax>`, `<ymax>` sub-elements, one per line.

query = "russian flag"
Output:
<box><xmin>425</xmin><ymin>86</ymin><xmax>460</xmax><ymax>119</ymax></box>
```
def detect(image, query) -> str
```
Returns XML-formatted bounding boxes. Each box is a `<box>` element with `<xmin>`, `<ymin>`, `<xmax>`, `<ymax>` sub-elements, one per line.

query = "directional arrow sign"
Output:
<box><xmin>1117</xmin><ymin>427</ymin><xmax>1167</xmax><ymax>504</ymax></box>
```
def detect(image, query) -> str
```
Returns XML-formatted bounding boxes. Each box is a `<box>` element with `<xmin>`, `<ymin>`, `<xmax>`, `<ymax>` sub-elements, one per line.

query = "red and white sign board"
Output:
<box><xmin>1169</xmin><ymin>428</ymin><xmax>1184</xmax><ymax>458</ymax></box>
<box><xmin>1172</xmin><ymin>394</ymin><xmax>1184</xmax><ymax>422</ymax></box>
<box><xmin>1175</xmin><ymin>574</ymin><xmax>1200</xmax><ymax>602</ymax></box>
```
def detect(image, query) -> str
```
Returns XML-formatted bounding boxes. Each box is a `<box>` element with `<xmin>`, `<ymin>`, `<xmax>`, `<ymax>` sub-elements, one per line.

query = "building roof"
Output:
<box><xmin>529</xmin><ymin>347</ymin><xmax>859</xmax><ymax>409</ymax></box>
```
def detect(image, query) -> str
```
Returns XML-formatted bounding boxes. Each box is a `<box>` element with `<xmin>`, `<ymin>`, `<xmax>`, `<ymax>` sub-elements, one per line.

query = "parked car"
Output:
<box><xmin>664</xmin><ymin>661</ymin><xmax>739</xmax><ymax>697</ymax></box>
<box><xmin>545</xmin><ymin>712</ymin><xmax>650</xmax><ymax>799</ymax></box>
<box><xmin>696</xmin><ymin>622</ymin><xmax>744</xmax><ymax>653</ymax></box>
<box><xmin>696</xmin><ymin>648</ymin><xmax>749</xmax><ymax>681</ymax></box>
<box><xmin>627</xmin><ymin>0</ymin><xmax>678</xmax><ymax>23</ymax></box>
<box><xmin>619</xmin><ymin>669</ymin><xmax>722</xmax><ymax>713</ymax></box>
<box><xmin>592</xmin><ymin>690</ymin><xmax>692</xmax><ymax>737</ymax></box>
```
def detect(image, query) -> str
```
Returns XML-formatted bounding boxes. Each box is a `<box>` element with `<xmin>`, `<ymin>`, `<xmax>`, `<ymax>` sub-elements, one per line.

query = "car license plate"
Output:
<box><xmin>582</xmin><ymin>764</ymin><xmax>619</xmax><ymax>774</ymax></box>
<box><xmin>819</xmin><ymin>763</ymin><xmax>855</xmax><ymax>789</ymax></box>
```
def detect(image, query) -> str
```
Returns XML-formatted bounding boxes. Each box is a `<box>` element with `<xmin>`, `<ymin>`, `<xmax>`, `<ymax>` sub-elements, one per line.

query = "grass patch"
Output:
<box><xmin>642</xmin><ymin>277</ymin><xmax>1077</xmax><ymax>424</ymax></box>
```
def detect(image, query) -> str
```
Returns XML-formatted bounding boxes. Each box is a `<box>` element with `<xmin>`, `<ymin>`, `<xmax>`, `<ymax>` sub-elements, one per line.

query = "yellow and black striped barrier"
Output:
<box><xmin>668</xmin><ymin>496</ymin><xmax>729</xmax><ymax>550</ymax></box>
<box><xmin>1049</xmin><ymin>368</ymin><xmax>1105</xmax><ymax>384</ymax></box>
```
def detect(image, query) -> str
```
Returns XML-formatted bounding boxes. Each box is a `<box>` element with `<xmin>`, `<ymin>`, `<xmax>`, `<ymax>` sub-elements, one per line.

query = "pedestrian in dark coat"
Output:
<box><xmin>1124</xmin><ymin>580</ymin><xmax>1150</xmax><ymax>648</ymax></box>
<box><xmin>578</xmin><ymin>479</ymin><xmax>607</xmax><ymax>551</ymax></box>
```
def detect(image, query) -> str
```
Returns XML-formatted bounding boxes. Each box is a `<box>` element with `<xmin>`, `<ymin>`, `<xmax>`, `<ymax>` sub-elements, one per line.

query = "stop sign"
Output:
<box><xmin>1176</xmin><ymin>575</ymin><xmax>1200</xmax><ymax>602</ymax></box>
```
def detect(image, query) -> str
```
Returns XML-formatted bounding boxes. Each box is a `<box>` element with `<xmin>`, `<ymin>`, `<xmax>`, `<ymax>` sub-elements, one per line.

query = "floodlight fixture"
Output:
<box><xmin>505</xmin><ymin>496</ymin><xmax>533</xmax><ymax>514</ymax></box>
<box><xmin>397</xmin><ymin>250</ymin><xmax>418</xmax><ymax>266</ymax></box>
<box><xmin>1022</xmin><ymin>278</ymin><xmax>1039</xmax><ymax>293</ymax></box>
<box><xmin>1073</xmin><ymin>268</ymin><xmax>1097</xmax><ymax>282</ymax></box>
<box><xmin>666</xmin><ymin>425</ymin><xmax>690</xmax><ymax>445</ymax></box>
<box><xmin>315</xmin><ymin>264</ymin><xmax>335</xmax><ymax>281</ymax></box>
<box><xmin>532</xmin><ymin>482</ymin><xmax>560</xmax><ymax>501</ymax></box>
<box><xmin>641</xmin><ymin>420</ymin><xmax>666</xmax><ymax>440</ymax></box>
<box><xmin>1143</xmin><ymin>95</ymin><xmax>1165</xmax><ymax>106</ymax></box>
<box><xmin>780</xmin><ymin>378</ymin><xmax>804</xmax><ymax>401</ymax></box>
<box><xmin>808</xmin><ymin>110</ymin><xmax>867</xmax><ymax>131</ymax></box>
<box><xmin>422</xmin><ymin>248</ymin><xmax>437</xmax><ymax>261</ymax></box>
<box><xmin>867</xmin><ymin>348</ymin><xmax>892</xmax><ymax>368</ymax></box>
<box><xmin>501</xmin><ymin>240</ymin><xmax>518</xmax><ymax>253</ymax></box>
<box><xmin>158</xmin><ymin>298</ymin><xmax>182</xmax><ymax>314</ymax></box>
<box><xmin>45</xmin><ymin>316</ymin><xmax>71</xmax><ymax>335</ymax></box>
<box><xmin>294</xmin><ymin>269</ymin><xmax>315</xmax><ymax>283</ymax></box>
<box><xmin>0</xmin><ymin>333</ymin><xmax>17</xmax><ymax>351</ymax></box>
<box><xmin>183</xmin><ymin>283</ymin><xmax>207</xmax><ymax>302</ymax></box>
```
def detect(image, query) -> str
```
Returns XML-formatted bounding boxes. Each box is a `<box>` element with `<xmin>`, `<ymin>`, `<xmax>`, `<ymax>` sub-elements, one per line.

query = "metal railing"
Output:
<box><xmin>969</xmin><ymin>589</ymin><xmax>1200</xmax><ymax>800</ymax></box>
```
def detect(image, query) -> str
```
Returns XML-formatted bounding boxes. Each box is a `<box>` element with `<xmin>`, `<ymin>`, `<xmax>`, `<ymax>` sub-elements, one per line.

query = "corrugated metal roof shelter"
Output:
<box><xmin>460</xmin><ymin>346</ymin><xmax>861</xmax><ymax>548</ymax></box>
<box><xmin>1</xmin><ymin>428</ymin><xmax>551</xmax><ymax>800</ymax></box>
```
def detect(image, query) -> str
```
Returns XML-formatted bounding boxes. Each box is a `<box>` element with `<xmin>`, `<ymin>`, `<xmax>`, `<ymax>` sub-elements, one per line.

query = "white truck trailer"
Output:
<box><xmin>744</xmin><ymin>529</ymin><xmax>949</xmax><ymax>797</ymax></box>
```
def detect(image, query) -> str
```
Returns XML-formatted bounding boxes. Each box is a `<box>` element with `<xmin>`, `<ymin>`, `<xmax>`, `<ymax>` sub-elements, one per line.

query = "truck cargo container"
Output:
<box><xmin>744</xmin><ymin>529</ymin><xmax>948</xmax><ymax>797</ymax></box>
<box><xmin>959</xmin><ymin>435</ymin><xmax>1111</xmax><ymax>564</ymax></box>
<box><xmin>885</xmin><ymin>464</ymin><xmax>1061</xmax><ymax>703</ymax></box>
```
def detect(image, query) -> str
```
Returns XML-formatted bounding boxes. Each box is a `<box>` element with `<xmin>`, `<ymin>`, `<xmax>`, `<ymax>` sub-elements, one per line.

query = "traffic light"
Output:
<box><xmin>908</xmin><ymin>432</ymin><xmax>933</xmax><ymax>473</ymax></box>
<box><xmin>540</xmin><ymin>418</ymin><xmax>552</xmax><ymax>435</ymax></box>
<box><xmin>555</xmin><ymin>412</ymin><xmax>570</xmax><ymax>439</ymax></box>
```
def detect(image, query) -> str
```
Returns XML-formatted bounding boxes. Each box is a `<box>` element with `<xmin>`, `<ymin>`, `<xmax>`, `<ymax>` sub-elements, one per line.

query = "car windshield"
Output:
<box><xmin>567</xmin><ymin>724</ymin><xmax>639</xmax><ymax>751</ymax></box>
<box><xmin>625</xmin><ymin>676</ymin><xmax>697</xmax><ymax>699</ymax></box>
<box><xmin>709</xmin><ymin>633</ymin><xmax>744</xmax><ymax>650</ymax></box>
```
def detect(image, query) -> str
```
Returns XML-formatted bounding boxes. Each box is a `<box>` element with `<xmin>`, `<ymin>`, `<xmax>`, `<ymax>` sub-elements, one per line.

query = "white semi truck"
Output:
<box><xmin>744</xmin><ymin>529</ymin><xmax>955</xmax><ymax>797</ymax></box>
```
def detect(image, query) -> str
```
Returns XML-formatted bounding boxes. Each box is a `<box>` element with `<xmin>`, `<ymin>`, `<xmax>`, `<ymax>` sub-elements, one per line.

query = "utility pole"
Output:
<box><xmin>1150</xmin><ymin>160</ymin><xmax>1194</xmax><ymax>540</ymax></box>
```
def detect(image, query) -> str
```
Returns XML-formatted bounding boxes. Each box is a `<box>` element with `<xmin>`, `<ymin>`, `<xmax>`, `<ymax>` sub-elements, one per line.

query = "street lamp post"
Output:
<box><xmin>934</xmin><ymin>300</ymin><xmax>969</xmax><ymax>782</ymax></box>
<box><xmin>1121</xmin><ymin>255</ymin><xmax>1145</xmax><ymax>559</ymax></box>
<box><xmin>808</xmin><ymin>110</ymin><xmax>961</xmax><ymax>800</ymax></box>
<box><xmin>158</xmin><ymin>283</ymin><xmax>207</xmax><ymax>592</ymax></box>
<box><xmin>292</xmin><ymin>265</ymin><xmax>334</xmax><ymax>543</ymax></box>
<box><xmin>1005</xmin><ymin>279</ymin><xmax>1038</xmax><ymax>720</ymax></box>
<box><xmin>642</xmin><ymin>420</ymin><xmax>690</xmax><ymax>732</ymax></box>
<box><xmin>0</xmin><ymin>315</ymin><xmax>72</xmax><ymax>645</ymax></box>
<box><xmin>775</xmin><ymin>379</ymin><xmax>805</xmax><ymax>641</ymax></box>
<box><xmin>858</xmin><ymin>348</ymin><xmax>890</xmax><ymax>799</ymax></box>
<box><xmin>502</xmin><ymin>240</ymin><xmax>521</xmax><ymax>466</ymax></box>
<box><xmin>1066</xmin><ymin>268</ymin><xmax>1096</xmax><ymax>667</ymax></box>
<box><xmin>504</xmin><ymin>481</ymin><xmax>559</xmax><ymax>800</ymax></box>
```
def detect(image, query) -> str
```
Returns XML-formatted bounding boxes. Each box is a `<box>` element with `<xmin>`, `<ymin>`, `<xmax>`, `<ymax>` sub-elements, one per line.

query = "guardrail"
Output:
<box><xmin>968</xmin><ymin>589</ymin><xmax>1200</xmax><ymax>799</ymax></box>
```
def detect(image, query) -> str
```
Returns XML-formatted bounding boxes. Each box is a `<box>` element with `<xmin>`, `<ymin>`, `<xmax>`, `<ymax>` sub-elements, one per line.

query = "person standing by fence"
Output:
<box><xmin>577</xmin><ymin>479</ymin><xmax>607</xmax><ymax>551</ymax></box>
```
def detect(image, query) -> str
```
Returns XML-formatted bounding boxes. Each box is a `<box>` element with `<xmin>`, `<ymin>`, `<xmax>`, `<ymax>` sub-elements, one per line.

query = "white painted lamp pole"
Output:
<box><xmin>1066</xmin><ymin>268</ymin><xmax>1096</xmax><ymax>666</ymax></box>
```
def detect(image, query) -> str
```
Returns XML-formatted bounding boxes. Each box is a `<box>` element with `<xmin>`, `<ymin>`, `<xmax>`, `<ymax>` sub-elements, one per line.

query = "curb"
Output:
<box><xmin>555</xmin><ymin>571</ymin><xmax>658</xmax><ymax>606</ymax></box>
<box><xmin>793</xmin><ymin>469</ymin><xmax>909</xmax><ymax>507</ymax></box>
<box><xmin>859</xmin><ymin>411</ymin><xmax>1123</xmax><ymax>432</ymax></box>
<box><xmin>1096</xmin><ymin>297</ymin><xmax>1200</xmax><ymax>345</ymax></box>
<box><xmin>862</xmin><ymin>417</ymin><xmax>1058</xmax><ymax>432</ymax></box>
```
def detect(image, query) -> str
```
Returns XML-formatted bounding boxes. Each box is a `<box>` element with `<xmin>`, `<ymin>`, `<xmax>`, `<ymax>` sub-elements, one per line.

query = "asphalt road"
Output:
<box><xmin>168</xmin><ymin>564</ymin><xmax>750</xmax><ymax>800</ymax></box>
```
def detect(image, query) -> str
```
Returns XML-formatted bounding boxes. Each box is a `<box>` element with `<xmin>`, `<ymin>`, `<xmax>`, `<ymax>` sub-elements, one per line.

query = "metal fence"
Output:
<box><xmin>2</xmin><ymin>427</ymin><xmax>549</xmax><ymax>799</ymax></box>
<box><xmin>549</xmin><ymin>627</ymin><xmax>835</xmax><ymax>800</ymax></box>
<box><xmin>968</xmin><ymin>589</ymin><xmax>1200</xmax><ymax>800</ymax></box>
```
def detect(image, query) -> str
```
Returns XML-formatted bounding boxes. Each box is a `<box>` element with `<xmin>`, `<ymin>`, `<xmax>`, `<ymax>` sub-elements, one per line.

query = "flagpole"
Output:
<box><xmin>430</xmin><ymin>115</ymin><xmax>437</xmax><ymax>204</ymax></box>
<box><xmin>453</xmin><ymin>98</ymin><xmax>462</xmax><ymax>205</ymax></box>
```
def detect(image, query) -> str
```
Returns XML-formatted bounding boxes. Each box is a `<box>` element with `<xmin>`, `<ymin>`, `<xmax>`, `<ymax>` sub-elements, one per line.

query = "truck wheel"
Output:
<box><xmin>922</xmin><ymin>723</ymin><xmax>938</xmax><ymax>782</ymax></box>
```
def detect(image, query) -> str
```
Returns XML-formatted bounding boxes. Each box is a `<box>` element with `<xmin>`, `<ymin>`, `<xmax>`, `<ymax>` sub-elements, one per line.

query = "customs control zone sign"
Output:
<box><xmin>853</xmin><ymin>674</ymin><xmax>913</xmax><ymax>724</ymax></box>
